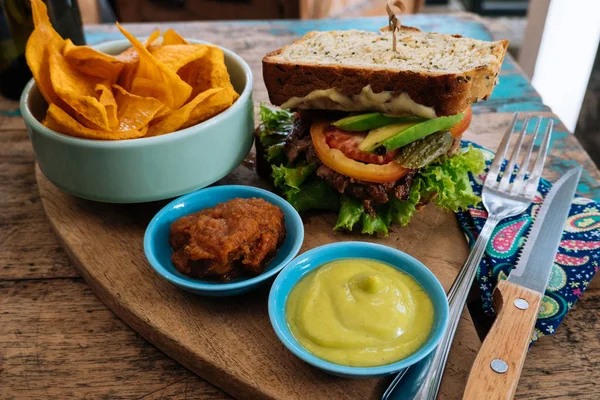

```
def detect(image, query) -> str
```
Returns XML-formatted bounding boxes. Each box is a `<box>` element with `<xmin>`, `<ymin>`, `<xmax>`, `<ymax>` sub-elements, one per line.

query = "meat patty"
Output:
<box><xmin>316</xmin><ymin>164</ymin><xmax>416</xmax><ymax>203</ymax></box>
<box><xmin>284</xmin><ymin>118</ymin><xmax>312</xmax><ymax>164</ymax></box>
<box><xmin>169</xmin><ymin>198</ymin><xmax>286</xmax><ymax>281</ymax></box>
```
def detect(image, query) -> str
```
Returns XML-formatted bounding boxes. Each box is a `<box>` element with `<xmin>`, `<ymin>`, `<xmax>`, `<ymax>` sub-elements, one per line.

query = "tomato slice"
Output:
<box><xmin>449</xmin><ymin>106</ymin><xmax>472</xmax><ymax>137</ymax></box>
<box><xmin>324</xmin><ymin>126</ymin><xmax>399</xmax><ymax>165</ymax></box>
<box><xmin>311</xmin><ymin>121</ymin><xmax>409</xmax><ymax>184</ymax></box>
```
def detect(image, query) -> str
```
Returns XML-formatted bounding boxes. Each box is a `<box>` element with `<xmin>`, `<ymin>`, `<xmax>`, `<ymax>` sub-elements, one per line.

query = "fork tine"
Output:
<box><xmin>524</xmin><ymin>119</ymin><xmax>554</xmax><ymax>198</ymax></box>
<box><xmin>486</xmin><ymin>112</ymin><xmax>519</xmax><ymax>185</ymax></box>
<box><xmin>513</xmin><ymin>117</ymin><xmax>542</xmax><ymax>189</ymax></box>
<box><xmin>498</xmin><ymin>114</ymin><xmax>530</xmax><ymax>191</ymax></box>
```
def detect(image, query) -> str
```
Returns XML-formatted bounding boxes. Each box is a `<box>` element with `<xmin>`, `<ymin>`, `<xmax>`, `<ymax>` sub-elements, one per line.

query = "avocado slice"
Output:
<box><xmin>358</xmin><ymin>121</ymin><xmax>421</xmax><ymax>152</ymax></box>
<box><xmin>333</xmin><ymin>112</ymin><xmax>423</xmax><ymax>132</ymax></box>
<box><xmin>359</xmin><ymin>113</ymin><xmax>464</xmax><ymax>152</ymax></box>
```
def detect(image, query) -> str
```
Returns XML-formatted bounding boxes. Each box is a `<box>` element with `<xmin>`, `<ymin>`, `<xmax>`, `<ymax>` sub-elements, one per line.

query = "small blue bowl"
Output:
<box><xmin>144</xmin><ymin>185</ymin><xmax>304</xmax><ymax>296</ymax></box>
<box><xmin>268</xmin><ymin>242</ymin><xmax>449</xmax><ymax>378</ymax></box>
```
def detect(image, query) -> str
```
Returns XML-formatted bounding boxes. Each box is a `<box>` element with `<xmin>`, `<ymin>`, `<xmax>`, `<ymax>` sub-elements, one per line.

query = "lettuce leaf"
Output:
<box><xmin>392</xmin><ymin>146</ymin><xmax>485</xmax><ymax>226</ymax></box>
<box><xmin>266</xmin><ymin>142</ymin><xmax>286</xmax><ymax>163</ymax></box>
<box><xmin>333</xmin><ymin>197</ymin><xmax>392</xmax><ymax>236</ymax></box>
<box><xmin>259</xmin><ymin>104</ymin><xmax>295</xmax><ymax>135</ymax></box>
<box><xmin>424</xmin><ymin>145</ymin><xmax>485</xmax><ymax>211</ymax></box>
<box><xmin>286</xmin><ymin>180</ymin><xmax>340</xmax><ymax>213</ymax></box>
<box><xmin>334</xmin><ymin>197</ymin><xmax>364</xmax><ymax>231</ymax></box>
<box><xmin>391</xmin><ymin>178</ymin><xmax>422</xmax><ymax>227</ymax></box>
<box><xmin>361</xmin><ymin>207</ymin><xmax>392</xmax><ymax>236</ymax></box>
<box><xmin>272</xmin><ymin>164</ymin><xmax>317</xmax><ymax>197</ymax></box>
<box><xmin>256</xmin><ymin>104</ymin><xmax>296</xmax><ymax>150</ymax></box>
<box><xmin>260</xmin><ymin>132</ymin><xmax>289</xmax><ymax>148</ymax></box>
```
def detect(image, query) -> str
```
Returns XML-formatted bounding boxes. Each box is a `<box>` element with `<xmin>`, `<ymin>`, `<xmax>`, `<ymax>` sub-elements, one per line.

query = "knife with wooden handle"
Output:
<box><xmin>463</xmin><ymin>166</ymin><xmax>582</xmax><ymax>400</ymax></box>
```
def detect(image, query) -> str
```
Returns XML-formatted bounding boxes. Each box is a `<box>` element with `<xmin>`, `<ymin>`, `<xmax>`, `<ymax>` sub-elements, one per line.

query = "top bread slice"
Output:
<box><xmin>263</xmin><ymin>27</ymin><xmax>509</xmax><ymax>116</ymax></box>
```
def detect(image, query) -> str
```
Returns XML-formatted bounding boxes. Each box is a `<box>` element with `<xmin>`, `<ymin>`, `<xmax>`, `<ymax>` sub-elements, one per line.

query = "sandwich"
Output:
<box><xmin>255</xmin><ymin>27</ymin><xmax>508</xmax><ymax>235</ymax></box>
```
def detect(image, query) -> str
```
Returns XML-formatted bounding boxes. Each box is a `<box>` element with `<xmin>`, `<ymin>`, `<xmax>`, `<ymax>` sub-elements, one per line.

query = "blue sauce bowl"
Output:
<box><xmin>144</xmin><ymin>185</ymin><xmax>304</xmax><ymax>296</ymax></box>
<box><xmin>268</xmin><ymin>242</ymin><xmax>449</xmax><ymax>378</ymax></box>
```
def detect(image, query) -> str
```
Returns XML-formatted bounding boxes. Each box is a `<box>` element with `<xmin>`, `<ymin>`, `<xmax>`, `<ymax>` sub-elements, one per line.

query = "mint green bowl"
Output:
<box><xmin>20</xmin><ymin>39</ymin><xmax>254</xmax><ymax>203</ymax></box>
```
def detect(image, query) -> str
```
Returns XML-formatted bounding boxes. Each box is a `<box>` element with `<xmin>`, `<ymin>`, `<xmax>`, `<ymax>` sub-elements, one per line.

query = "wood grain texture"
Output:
<box><xmin>0</xmin><ymin>128</ymin><xmax>77</xmax><ymax>281</ymax></box>
<box><xmin>463</xmin><ymin>280</ymin><xmax>544</xmax><ymax>400</ymax></box>
<box><xmin>0</xmin><ymin>278</ymin><xmax>228</xmax><ymax>399</ymax></box>
<box><xmin>35</xmin><ymin>159</ymin><xmax>480</xmax><ymax>400</ymax></box>
<box><xmin>1</xmin><ymin>15</ymin><xmax>599</xmax><ymax>400</ymax></box>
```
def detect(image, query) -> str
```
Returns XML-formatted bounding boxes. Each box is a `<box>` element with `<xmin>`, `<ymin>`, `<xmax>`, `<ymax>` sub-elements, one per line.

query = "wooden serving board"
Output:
<box><xmin>36</xmin><ymin>112</ymin><xmax>526</xmax><ymax>400</ymax></box>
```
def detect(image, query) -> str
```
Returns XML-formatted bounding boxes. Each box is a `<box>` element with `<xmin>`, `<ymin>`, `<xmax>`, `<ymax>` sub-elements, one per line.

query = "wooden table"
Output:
<box><xmin>1</xmin><ymin>13</ymin><xmax>599</xmax><ymax>399</ymax></box>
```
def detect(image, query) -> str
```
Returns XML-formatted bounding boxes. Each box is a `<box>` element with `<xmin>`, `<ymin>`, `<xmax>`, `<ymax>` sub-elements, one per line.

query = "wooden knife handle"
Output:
<box><xmin>463</xmin><ymin>280</ymin><xmax>543</xmax><ymax>400</ymax></box>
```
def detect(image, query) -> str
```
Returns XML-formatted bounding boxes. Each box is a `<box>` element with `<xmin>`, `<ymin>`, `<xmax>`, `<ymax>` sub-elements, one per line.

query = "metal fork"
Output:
<box><xmin>383</xmin><ymin>112</ymin><xmax>554</xmax><ymax>400</ymax></box>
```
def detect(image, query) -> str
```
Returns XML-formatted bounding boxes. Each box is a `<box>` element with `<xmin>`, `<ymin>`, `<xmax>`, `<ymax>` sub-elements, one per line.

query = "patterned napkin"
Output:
<box><xmin>456</xmin><ymin>142</ymin><xmax>600</xmax><ymax>342</ymax></box>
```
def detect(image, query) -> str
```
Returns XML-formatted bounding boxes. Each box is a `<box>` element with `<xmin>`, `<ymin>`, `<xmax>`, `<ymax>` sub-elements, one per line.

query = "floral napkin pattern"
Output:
<box><xmin>456</xmin><ymin>142</ymin><xmax>599</xmax><ymax>341</ymax></box>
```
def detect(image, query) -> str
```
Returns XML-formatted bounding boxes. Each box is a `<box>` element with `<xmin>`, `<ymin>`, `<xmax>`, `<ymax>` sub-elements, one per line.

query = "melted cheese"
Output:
<box><xmin>280</xmin><ymin>85</ymin><xmax>437</xmax><ymax>119</ymax></box>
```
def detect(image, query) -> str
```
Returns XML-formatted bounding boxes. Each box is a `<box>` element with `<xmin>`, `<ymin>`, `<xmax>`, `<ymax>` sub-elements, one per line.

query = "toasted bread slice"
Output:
<box><xmin>263</xmin><ymin>27</ymin><xmax>508</xmax><ymax>116</ymax></box>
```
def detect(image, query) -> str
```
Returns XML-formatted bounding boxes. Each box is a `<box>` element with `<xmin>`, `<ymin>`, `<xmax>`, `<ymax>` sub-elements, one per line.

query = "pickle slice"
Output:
<box><xmin>395</xmin><ymin>131</ymin><xmax>454</xmax><ymax>169</ymax></box>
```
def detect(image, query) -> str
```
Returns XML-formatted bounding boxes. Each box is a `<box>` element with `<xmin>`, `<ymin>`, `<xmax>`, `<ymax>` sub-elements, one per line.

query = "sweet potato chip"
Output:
<box><xmin>113</xmin><ymin>85</ymin><xmax>164</xmax><ymax>131</ymax></box>
<box><xmin>49</xmin><ymin>49</ymin><xmax>112</xmax><ymax>130</ymax></box>
<box><xmin>96</xmin><ymin>83</ymin><xmax>118</xmax><ymax>128</ymax></box>
<box><xmin>163</xmin><ymin>29</ymin><xmax>189</xmax><ymax>45</ymax></box>
<box><xmin>129</xmin><ymin>77</ymin><xmax>174</xmax><ymax>104</ymax></box>
<box><xmin>114</xmin><ymin>33</ymin><xmax>159</xmax><ymax>91</ymax></box>
<box><xmin>44</xmin><ymin>104</ymin><xmax>147</xmax><ymax>140</ymax></box>
<box><xmin>115</xmin><ymin>48</ymin><xmax>138</xmax><ymax>91</ymax></box>
<box><xmin>115</xmin><ymin>32</ymin><xmax>160</xmax><ymax>64</ymax></box>
<box><xmin>146</xmin><ymin>30</ymin><xmax>162</xmax><ymax>52</ymax></box>
<box><xmin>150</xmin><ymin>44</ymin><xmax>208</xmax><ymax>73</ymax></box>
<box><xmin>183</xmin><ymin>86</ymin><xmax>237</xmax><ymax>129</ymax></box>
<box><xmin>116</xmin><ymin>46</ymin><xmax>138</xmax><ymax>62</ymax></box>
<box><xmin>117</xmin><ymin>23</ymin><xmax>192</xmax><ymax>110</ymax></box>
<box><xmin>154</xmin><ymin>104</ymin><xmax>173</xmax><ymax>120</ymax></box>
<box><xmin>27</xmin><ymin>6</ymin><xmax>236</xmax><ymax>140</ymax></box>
<box><xmin>147</xmin><ymin>87</ymin><xmax>223</xmax><ymax>136</ymax></box>
<box><xmin>26</xmin><ymin>0</ymin><xmax>65</xmax><ymax>106</ymax></box>
<box><xmin>178</xmin><ymin>45</ymin><xmax>239</xmax><ymax>102</ymax></box>
<box><xmin>63</xmin><ymin>39</ymin><xmax>125</xmax><ymax>83</ymax></box>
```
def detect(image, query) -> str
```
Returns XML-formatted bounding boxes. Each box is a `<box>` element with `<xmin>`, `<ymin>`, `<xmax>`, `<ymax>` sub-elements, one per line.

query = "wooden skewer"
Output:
<box><xmin>386</xmin><ymin>0</ymin><xmax>406</xmax><ymax>52</ymax></box>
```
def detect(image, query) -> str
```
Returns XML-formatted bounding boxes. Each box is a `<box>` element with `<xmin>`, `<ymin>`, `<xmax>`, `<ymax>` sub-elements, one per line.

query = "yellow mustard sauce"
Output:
<box><xmin>286</xmin><ymin>259</ymin><xmax>434</xmax><ymax>367</ymax></box>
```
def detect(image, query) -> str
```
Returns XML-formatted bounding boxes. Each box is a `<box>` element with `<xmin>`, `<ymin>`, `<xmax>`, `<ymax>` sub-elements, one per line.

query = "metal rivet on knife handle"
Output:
<box><xmin>514</xmin><ymin>298</ymin><xmax>529</xmax><ymax>310</ymax></box>
<box><xmin>491</xmin><ymin>359</ymin><xmax>509</xmax><ymax>374</ymax></box>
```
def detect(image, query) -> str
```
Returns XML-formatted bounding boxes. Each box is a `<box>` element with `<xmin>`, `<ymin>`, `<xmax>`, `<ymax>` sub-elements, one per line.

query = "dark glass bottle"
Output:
<box><xmin>0</xmin><ymin>0</ymin><xmax>85</xmax><ymax>100</ymax></box>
